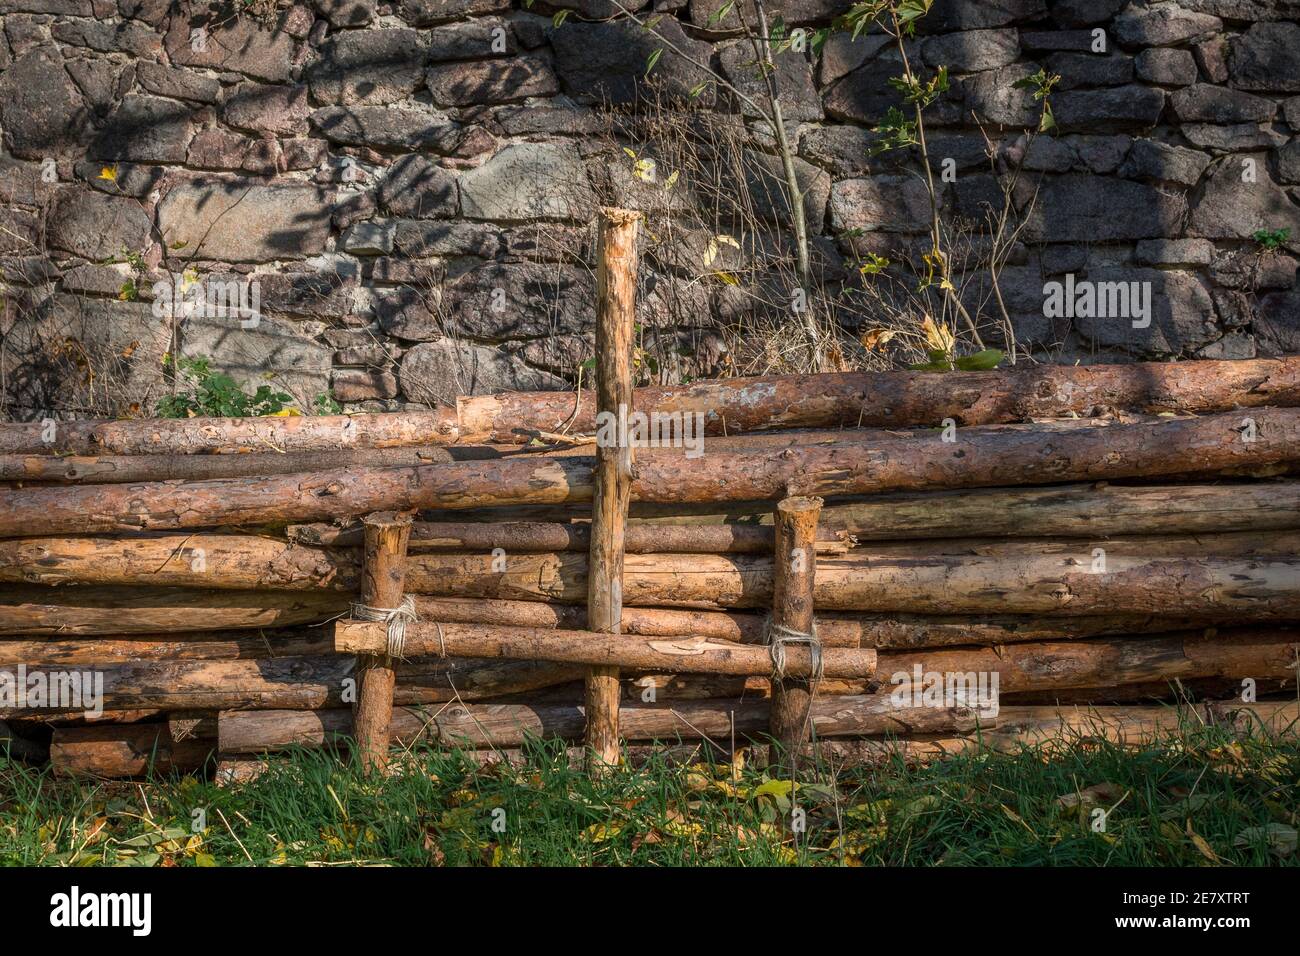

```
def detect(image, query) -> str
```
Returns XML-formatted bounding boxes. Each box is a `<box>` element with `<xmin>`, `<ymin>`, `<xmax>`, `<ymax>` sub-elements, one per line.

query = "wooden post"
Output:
<box><xmin>586</xmin><ymin>206</ymin><xmax>641</xmax><ymax>770</ymax></box>
<box><xmin>352</xmin><ymin>510</ymin><xmax>413</xmax><ymax>773</ymax></box>
<box><xmin>768</xmin><ymin>496</ymin><xmax>824</xmax><ymax>776</ymax></box>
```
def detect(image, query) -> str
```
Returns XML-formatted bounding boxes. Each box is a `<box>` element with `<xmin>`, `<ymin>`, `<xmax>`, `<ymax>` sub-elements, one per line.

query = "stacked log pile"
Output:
<box><xmin>0</xmin><ymin>351</ymin><xmax>1297</xmax><ymax>778</ymax></box>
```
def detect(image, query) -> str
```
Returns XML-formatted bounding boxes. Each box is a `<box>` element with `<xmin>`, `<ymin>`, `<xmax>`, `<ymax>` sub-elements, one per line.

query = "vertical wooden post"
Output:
<box><xmin>768</xmin><ymin>495</ymin><xmax>823</xmax><ymax>776</ymax></box>
<box><xmin>585</xmin><ymin>206</ymin><xmax>641</xmax><ymax>771</ymax></box>
<box><xmin>352</xmin><ymin>510</ymin><xmax>413</xmax><ymax>773</ymax></box>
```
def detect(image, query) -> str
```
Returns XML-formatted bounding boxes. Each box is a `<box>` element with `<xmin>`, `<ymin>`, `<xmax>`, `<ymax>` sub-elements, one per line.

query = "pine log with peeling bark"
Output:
<box><xmin>455</xmin><ymin>357</ymin><xmax>1300</xmax><ymax>442</ymax></box>
<box><xmin>11</xmin><ymin>357</ymin><xmax>1292</xmax><ymax>457</ymax></box>
<box><xmin>49</xmin><ymin>722</ymin><xmax>214</xmax><ymax>776</ymax></box>
<box><xmin>9</xmin><ymin>529</ymin><xmax>1296</xmax><ymax>595</ymax></box>
<box><xmin>333</xmin><ymin>620</ymin><xmax>876</xmax><ymax>679</ymax></box>
<box><xmin>0</xmin><ymin>656</ymin><xmax>581</xmax><ymax>716</ymax></box>
<box><xmin>404</xmin><ymin>596</ymin><xmax>1219</xmax><ymax>649</ymax></box>
<box><xmin>0</xmin><ymin>585</ymin><xmax>347</xmax><ymax>635</ymax></box>
<box><xmin>0</xmin><ymin>409</ymin><xmax>459</xmax><ymax>457</ymax></box>
<box><xmin>5</xmin><ymin>408</ymin><xmax>1298</xmax><ymax>536</ymax></box>
<box><xmin>878</xmin><ymin>628</ymin><xmax>1300</xmax><ymax>693</ymax></box>
<box><xmin>0</xmin><ymin>423</ymin><xmax>1130</xmax><ymax>486</ymax></box>
<box><xmin>287</xmin><ymin>519</ymin><xmax>848</xmax><ymax>554</ymax></box>
<box><xmin>0</xmin><ymin>628</ymin><xmax>329</xmax><ymax>665</ymax></box>
<box><xmin>395</xmin><ymin>545</ymin><xmax>1300</xmax><ymax>618</ymax></box>
<box><xmin>644</xmin><ymin>481</ymin><xmax>1300</xmax><ymax>539</ymax></box>
<box><xmin>216</xmin><ymin>692</ymin><xmax>985</xmax><ymax>754</ymax></box>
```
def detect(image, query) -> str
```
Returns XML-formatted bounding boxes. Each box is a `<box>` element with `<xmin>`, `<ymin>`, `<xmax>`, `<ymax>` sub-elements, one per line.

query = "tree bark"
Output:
<box><xmin>49</xmin><ymin>721</ymin><xmax>213</xmax><ymax>776</ymax></box>
<box><xmin>642</xmin><ymin>480</ymin><xmax>1300</xmax><ymax>540</ymax></box>
<box><xmin>0</xmin><ymin>627</ymin><xmax>329</xmax><ymax>665</ymax></box>
<box><xmin>216</xmin><ymin>692</ymin><xmax>984</xmax><ymax>754</ymax></box>
<box><xmin>0</xmin><ymin>585</ymin><xmax>347</xmax><ymax>635</ymax></box>
<box><xmin>585</xmin><ymin>207</ymin><xmax>640</xmax><ymax>770</ymax></box>
<box><xmin>768</xmin><ymin>496</ymin><xmax>823</xmax><ymax>774</ymax></box>
<box><xmin>5</xmin><ymin>407</ymin><xmax>1297</xmax><ymax>536</ymax></box>
<box><xmin>454</xmin><ymin>356</ymin><xmax>1300</xmax><ymax>442</ymax></box>
<box><xmin>401</xmin><ymin>596</ymin><xmax>1224</xmax><ymax>649</ymax></box>
<box><xmin>287</xmin><ymin>518</ymin><xmax>848</xmax><ymax>554</ymax></box>
<box><xmin>352</xmin><ymin>512</ymin><xmax>413</xmax><ymax>773</ymax></box>
<box><xmin>333</xmin><ymin>620</ymin><xmax>876</xmax><ymax>678</ymax></box>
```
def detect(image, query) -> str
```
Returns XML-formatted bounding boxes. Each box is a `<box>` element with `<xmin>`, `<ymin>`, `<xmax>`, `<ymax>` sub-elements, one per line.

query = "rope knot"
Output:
<box><xmin>763</xmin><ymin>617</ymin><xmax>823</xmax><ymax>682</ymax></box>
<box><xmin>350</xmin><ymin>595</ymin><xmax>418</xmax><ymax>659</ymax></box>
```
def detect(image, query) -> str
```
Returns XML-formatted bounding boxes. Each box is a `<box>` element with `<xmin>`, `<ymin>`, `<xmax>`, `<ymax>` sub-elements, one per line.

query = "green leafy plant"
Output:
<box><xmin>313</xmin><ymin>393</ymin><xmax>343</xmax><ymax>416</ymax></box>
<box><xmin>1012</xmin><ymin>68</ymin><xmax>1062</xmax><ymax>132</ymax></box>
<box><xmin>1253</xmin><ymin>228</ymin><xmax>1291</xmax><ymax>252</ymax></box>
<box><xmin>156</xmin><ymin>355</ymin><xmax>292</xmax><ymax>418</ymax></box>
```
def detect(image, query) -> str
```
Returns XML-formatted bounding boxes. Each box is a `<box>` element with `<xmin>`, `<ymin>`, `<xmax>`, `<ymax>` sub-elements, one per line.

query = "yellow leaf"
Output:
<box><xmin>920</xmin><ymin>314</ymin><xmax>954</xmax><ymax>354</ymax></box>
<box><xmin>269</xmin><ymin>408</ymin><xmax>301</xmax><ymax>417</ymax></box>
<box><xmin>1188</xmin><ymin>826</ymin><xmax>1222</xmax><ymax>865</ymax></box>
<box><xmin>860</xmin><ymin>328</ymin><xmax>896</xmax><ymax>352</ymax></box>
<box><xmin>663</xmin><ymin>169</ymin><xmax>680</xmax><ymax>190</ymax></box>
<box><xmin>194</xmin><ymin>852</ymin><xmax>216</xmax><ymax>867</ymax></box>
<box><xmin>98</xmin><ymin>166</ymin><xmax>118</xmax><ymax>182</ymax></box>
<box><xmin>581</xmin><ymin>822</ymin><xmax>623</xmax><ymax>844</ymax></box>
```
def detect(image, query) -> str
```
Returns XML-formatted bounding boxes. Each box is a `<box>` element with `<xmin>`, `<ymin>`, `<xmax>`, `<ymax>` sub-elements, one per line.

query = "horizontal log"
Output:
<box><xmin>0</xmin><ymin>429</ymin><xmax>905</xmax><ymax>484</ymax></box>
<box><xmin>406</xmin><ymin>596</ymin><xmax>1219</xmax><ymax>649</ymax></box>
<box><xmin>0</xmin><ymin>656</ymin><xmax>581</xmax><ymax>716</ymax></box>
<box><xmin>0</xmin><ymin>585</ymin><xmax>347</xmax><ymax>635</ymax></box>
<box><xmin>644</xmin><ymin>480</ymin><xmax>1300</xmax><ymax>540</ymax></box>
<box><xmin>5</xmin><ymin>408</ymin><xmax>1299</xmax><ymax>536</ymax></box>
<box><xmin>333</xmin><ymin>620</ymin><xmax>877</xmax><ymax>679</ymax></box>
<box><xmin>2</xmin><ymin>408</ymin><xmax>458</xmax><ymax>456</ymax></box>
<box><xmin>397</xmin><ymin>543</ymin><xmax>1300</xmax><ymax>617</ymax></box>
<box><xmin>924</xmin><ymin>700</ymin><xmax>1300</xmax><ymax>758</ymax></box>
<box><xmin>0</xmin><ymin>628</ymin><xmax>329</xmax><ymax>666</ymax></box>
<box><xmin>456</xmin><ymin>357</ymin><xmax>1300</xmax><ymax>442</ymax></box>
<box><xmin>878</xmin><ymin>628</ymin><xmax>1300</xmax><ymax>694</ymax></box>
<box><xmin>11</xmin><ymin>357</ymin><xmax>1292</xmax><ymax>457</ymax></box>
<box><xmin>217</xmin><ymin>691</ymin><xmax>987</xmax><ymax>753</ymax></box>
<box><xmin>287</xmin><ymin>519</ymin><xmax>848</xmax><ymax>554</ymax></box>
<box><xmin>10</xmin><ymin>528</ymin><xmax>1296</xmax><ymax>602</ymax></box>
<box><xmin>49</xmin><ymin>722</ymin><xmax>214</xmax><ymax>776</ymax></box>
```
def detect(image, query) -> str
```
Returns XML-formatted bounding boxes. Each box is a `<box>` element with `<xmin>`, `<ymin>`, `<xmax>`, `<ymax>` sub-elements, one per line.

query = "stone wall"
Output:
<box><xmin>1</xmin><ymin>0</ymin><xmax>1298</xmax><ymax>419</ymax></box>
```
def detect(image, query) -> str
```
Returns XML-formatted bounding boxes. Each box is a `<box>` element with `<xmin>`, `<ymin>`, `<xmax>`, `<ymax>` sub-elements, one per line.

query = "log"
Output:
<box><xmin>7</xmin><ymin>357</ymin><xmax>1296</xmax><ymax>456</ymax></box>
<box><xmin>404</xmin><ymin>596</ymin><xmax>1223</xmax><ymax>649</ymax></box>
<box><xmin>586</xmin><ymin>206</ymin><xmax>640</xmax><ymax>768</ymax></box>
<box><xmin>0</xmin><ymin>628</ymin><xmax>329</xmax><ymax>665</ymax></box>
<box><xmin>217</xmin><ymin>692</ymin><xmax>987</xmax><ymax>753</ymax></box>
<box><xmin>455</xmin><ymin>357</ymin><xmax>1300</xmax><ymax>442</ymax></box>
<box><xmin>14</xmin><ymin>528</ymin><xmax>1295</xmax><ymax>594</ymax></box>
<box><xmin>6</xmin><ymin>407</ymin><xmax>1299</xmax><ymax>536</ymax></box>
<box><xmin>0</xmin><ymin>585</ymin><xmax>347</xmax><ymax>635</ymax></box>
<box><xmin>879</xmin><ymin>628</ymin><xmax>1300</xmax><ymax>694</ymax></box>
<box><xmin>49</xmin><ymin>722</ymin><xmax>214</xmax><ymax>776</ymax></box>
<box><xmin>333</xmin><ymin>620</ymin><xmax>876</xmax><ymax>679</ymax></box>
<box><xmin>3</xmin><ymin>408</ymin><xmax>458</xmax><ymax>456</ymax></box>
<box><xmin>351</xmin><ymin>512</ymin><xmax>414</xmax><ymax>772</ymax></box>
<box><xmin>0</xmin><ymin>656</ymin><xmax>582</xmax><ymax>715</ymax></box>
<box><xmin>769</xmin><ymin>496</ymin><xmax>823</xmax><ymax>773</ymax></box>
<box><xmin>924</xmin><ymin>700</ymin><xmax>1300</xmax><ymax>758</ymax></box>
<box><xmin>394</xmin><ymin>546</ymin><xmax>1300</xmax><ymax>617</ymax></box>
<box><xmin>287</xmin><ymin>519</ymin><xmax>848</xmax><ymax>554</ymax></box>
<box><xmin>644</xmin><ymin>480</ymin><xmax>1300</xmax><ymax>540</ymax></box>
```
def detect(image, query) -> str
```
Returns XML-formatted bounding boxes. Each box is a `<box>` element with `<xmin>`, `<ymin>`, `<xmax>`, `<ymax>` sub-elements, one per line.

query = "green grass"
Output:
<box><xmin>2</xmin><ymin>723</ymin><xmax>1297</xmax><ymax>867</ymax></box>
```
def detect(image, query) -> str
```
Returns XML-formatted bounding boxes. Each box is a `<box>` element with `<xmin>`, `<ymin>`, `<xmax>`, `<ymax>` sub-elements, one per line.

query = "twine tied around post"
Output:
<box><xmin>350</xmin><ymin>595</ymin><xmax>418</xmax><ymax>659</ymax></box>
<box><xmin>763</xmin><ymin>618</ymin><xmax>823</xmax><ymax>682</ymax></box>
